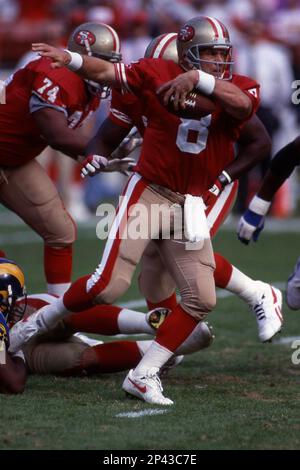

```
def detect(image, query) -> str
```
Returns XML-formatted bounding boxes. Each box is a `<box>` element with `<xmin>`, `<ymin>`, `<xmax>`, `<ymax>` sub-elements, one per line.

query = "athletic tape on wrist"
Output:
<box><xmin>249</xmin><ymin>195</ymin><xmax>271</xmax><ymax>216</ymax></box>
<box><xmin>64</xmin><ymin>50</ymin><xmax>83</xmax><ymax>71</ymax></box>
<box><xmin>196</xmin><ymin>70</ymin><xmax>216</xmax><ymax>95</ymax></box>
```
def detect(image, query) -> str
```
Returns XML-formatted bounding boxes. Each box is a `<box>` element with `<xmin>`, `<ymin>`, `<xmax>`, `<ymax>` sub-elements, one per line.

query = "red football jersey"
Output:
<box><xmin>0</xmin><ymin>57</ymin><xmax>100</xmax><ymax>167</ymax></box>
<box><xmin>109</xmin><ymin>90</ymin><xmax>146</xmax><ymax>135</ymax></box>
<box><xmin>113</xmin><ymin>58</ymin><xmax>260</xmax><ymax>195</ymax></box>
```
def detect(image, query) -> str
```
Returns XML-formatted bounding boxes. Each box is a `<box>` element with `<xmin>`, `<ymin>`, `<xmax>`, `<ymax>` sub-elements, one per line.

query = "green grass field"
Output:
<box><xmin>0</xmin><ymin>221</ymin><xmax>300</xmax><ymax>450</ymax></box>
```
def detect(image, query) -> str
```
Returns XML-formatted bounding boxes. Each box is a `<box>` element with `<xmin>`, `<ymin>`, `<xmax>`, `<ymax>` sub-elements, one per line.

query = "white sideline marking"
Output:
<box><xmin>116</xmin><ymin>409</ymin><xmax>169</xmax><ymax>418</ymax></box>
<box><xmin>0</xmin><ymin>229</ymin><xmax>96</xmax><ymax>245</ymax></box>
<box><xmin>273</xmin><ymin>336</ymin><xmax>300</xmax><ymax>345</ymax></box>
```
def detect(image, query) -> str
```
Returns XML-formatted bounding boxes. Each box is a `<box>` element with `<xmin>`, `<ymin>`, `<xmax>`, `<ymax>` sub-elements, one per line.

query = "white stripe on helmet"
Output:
<box><xmin>152</xmin><ymin>33</ymin><xmax>177</xmax><ymax>58</ymax></box>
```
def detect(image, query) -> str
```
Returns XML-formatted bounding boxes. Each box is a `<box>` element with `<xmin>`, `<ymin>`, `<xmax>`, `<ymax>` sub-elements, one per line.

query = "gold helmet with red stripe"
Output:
<box><xmin>68</xmin><ymin>22</ymin><xmax>122</xmax><ymax>97</ymax></box>
<box><xmin>144</xmin><ymin>33</ymin><xmax>178</xmax><ymax>63</ymax></box>
<box><xmin>177</xmin><ymin>16</ymin><xmax>233</xmax><ymax>79</ymax></box>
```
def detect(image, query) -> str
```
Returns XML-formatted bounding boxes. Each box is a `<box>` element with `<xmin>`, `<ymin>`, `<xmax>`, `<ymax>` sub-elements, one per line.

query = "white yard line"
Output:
<box><xmin>0</xmin><ymin>229</ymin><xmax>96</xmax><ymax>245</ymax></box>
<box><xmin>273</xmin><ymin>336</ymin><xmax>300</xmax><ymax>345</ymax></box>
<box><xmin>116</xmin><ymin>409</ymin><xmax>169</xmax><ymax>418</ymax></box>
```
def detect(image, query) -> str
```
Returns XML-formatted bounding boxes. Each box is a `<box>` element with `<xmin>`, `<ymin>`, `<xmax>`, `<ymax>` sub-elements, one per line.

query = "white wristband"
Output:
<box><xmin>249</xmin><ymin>195</ymin><xmax>271</xmax><ymax>216</ymax></box>
<box><xmin>196</xmin><ymin>70</ymin><xmax>216</xmax><ymax>95</ymax></box>
<box><xmin>64</xmin><ymin>50</ymin><xmax>83</xmax><ymax>71</ymax></box>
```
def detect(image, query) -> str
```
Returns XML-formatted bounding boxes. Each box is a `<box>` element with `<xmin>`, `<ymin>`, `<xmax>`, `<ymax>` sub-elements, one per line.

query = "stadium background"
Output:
<box><xmin>0</xmin><ymin>0</ymin><xmax>300</xmax><ymax>450</ymax></box>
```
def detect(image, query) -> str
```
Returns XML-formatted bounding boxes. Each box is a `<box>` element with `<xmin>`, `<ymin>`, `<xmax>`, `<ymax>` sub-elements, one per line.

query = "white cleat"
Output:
<box><xmin>122</xmin><ymin>368</ymin><xmax>174</xmax><ymax>406</ymax></box>
<box><xmin>249</xmin><ymin>282</ymin><xmax>283</xmax><ymax>343</ymax></box>
<box><xmin>286</xmin><ymin>257</ymin><xmax>300</xmax><ymax>310</ymax></box>
<box><xmin>8</xmin><ymin>309</ymin><xmax>49</xmax><ymax>354</ymax></box>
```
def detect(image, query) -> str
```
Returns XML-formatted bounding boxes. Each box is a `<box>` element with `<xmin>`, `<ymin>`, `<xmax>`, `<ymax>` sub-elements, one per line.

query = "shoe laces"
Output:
<box><xmin>143</xmin><ymin>369</ymin><xmax>163</xmax><ymax>392</ymax></box>
<box><xmin>253</xmin><ymin>297</ymin><xmax>267</xmax><ymax>321</ymax></box>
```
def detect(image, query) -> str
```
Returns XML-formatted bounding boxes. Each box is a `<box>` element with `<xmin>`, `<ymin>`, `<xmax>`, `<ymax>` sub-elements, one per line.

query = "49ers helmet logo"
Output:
<box><xmin>178</xmin><ymin>25</ymin><xmax>195</xmax><ymax>42</ymax></box>
<box><xmin>74</xmin><ymin>30</ymin><xmax>96</xmax><ymax>46</ymax></box>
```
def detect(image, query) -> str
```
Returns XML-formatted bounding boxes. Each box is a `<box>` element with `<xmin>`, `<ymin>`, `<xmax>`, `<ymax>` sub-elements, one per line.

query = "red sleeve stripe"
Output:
<box><xmin>114</xmin><ymin>63</ymin><xmax>133</xmax><ymax>93</ymax></box>
<box><xmin>110</xmin><ymin>107</ymin><xmax>133</xmax><ymax>125</ymax></box>
<box><xmin>109</xmin><ymin>113</ymin><xmax>131</xmax><ymax>128</ymax></box>
<box><xmin>114</xmin><ymin>63</ymin><xmax>121</xmax><ymax>84</ymax></box>
<box><xmin>120</xmin><ymin>63</ymin><xmax>133</xmax><ymax>93</ymax></box>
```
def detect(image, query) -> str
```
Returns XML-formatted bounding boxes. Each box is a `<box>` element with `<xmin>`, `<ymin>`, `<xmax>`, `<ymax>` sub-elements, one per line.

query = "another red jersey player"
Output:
<box><xmin>84</xmin><ymin>33</ymin><xmax>282</xmax><ymax>344</ymax></box>
<box><xmin>11</xmin><ymin>16</ymin><xmax>282</xmax><ymax>405</ymax></box>
<box><xmin>0</xmin><ymin>22</ymin><xmax>122</xmax><ymax>296</ymax></box>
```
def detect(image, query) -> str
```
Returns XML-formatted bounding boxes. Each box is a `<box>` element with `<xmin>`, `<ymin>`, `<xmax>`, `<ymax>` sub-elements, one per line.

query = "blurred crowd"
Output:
<box><xmin>1</xmin><ymin>0</ymin><xmax>300</xmax><ymax>220</ymax></box>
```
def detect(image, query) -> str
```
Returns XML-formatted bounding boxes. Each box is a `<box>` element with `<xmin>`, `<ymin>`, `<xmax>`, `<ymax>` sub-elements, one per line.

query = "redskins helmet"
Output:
<box><xmin>0</xmin><ymin>258</ymin><xmax>26</xmax><ymax>327</ymax></box>
<box><xmin>144</xmin><ymin>33</ymin><xmax>178</xmax><ymax>63</ymax></box>
<box><xmin>68</xmin><ymin>22</ymin><xmax>122</xmax><ymax>98</ymax></box>
<box><xmin>177</xmin><ymin>16</ymin><xmax>234</xmax><ymax>79</ymax></box>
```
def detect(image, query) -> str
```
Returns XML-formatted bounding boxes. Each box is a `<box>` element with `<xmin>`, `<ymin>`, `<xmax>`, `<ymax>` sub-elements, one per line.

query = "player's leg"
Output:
<box><xmin>137</xmin><ymin>182</ymin><xmax>237</xmax><ymax>311</ymax></box>
<box><xmin>139</xmin><ymin>241</ymin><xmax>177</xmax><ymax>311</ymax></box>
<box><xmin>24</xmin><ymin>321</ymin><xmax>214</xmax><ymax>377</ymax></box>
<box><xmin>8</xmin><ymin>175</ymin><xmax>160</xmax><ymax>352</ymax></box>
<box><xmin>207</xmin><ymin>181</ymin><xmax>283</xmax><ymax>341</ymax></box>
<box><xmin>63</xmin><ymin>303</ymin><xmax>168</xmax><ymax>336</ymax></box>
<box><xmin>0</xmin><ymin>161</ymin><xmax>75</xmax><ymax>296</ymax></box>
<box><xmin>73</xmin><ymin>321</ymin><xmax>214</xmax><ymax>375</ymax></box>
<box><xmin>214</xmin><ymin>253</ymin><xmax>282</xmax><ymax>341</ymax></box>
<box><xmin>123</xmin><ymin>236</ymin><xmax>216</xmax><ymax>405</ymax></box>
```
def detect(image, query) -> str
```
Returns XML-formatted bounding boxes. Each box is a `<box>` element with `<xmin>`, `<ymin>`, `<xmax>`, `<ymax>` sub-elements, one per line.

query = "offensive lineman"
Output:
<box><xmin>0</xmin><ymin>22</ymin><xmax>128</xmax><ymax>296</ymax></box>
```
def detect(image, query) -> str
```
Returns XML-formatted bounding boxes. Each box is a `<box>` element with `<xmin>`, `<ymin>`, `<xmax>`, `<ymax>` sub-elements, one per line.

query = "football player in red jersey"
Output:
<box><xmin>83</xmin><ymin>33</ymin><xmax>283</xmax><ymax>345</ymax></box>
<box><xmin>0</xmin><ymin>22</ymin><xmax>122</xmax><ymax>297</ymax></box>
<box><xmin>12</xmin><ymin>16</ymin><xmax>282</xmax><ymax>405</ymax></box>
<box><xmin>0</xmin><ymin>258</ymin><xmax>212</xmax><ymax>394</ymax></box>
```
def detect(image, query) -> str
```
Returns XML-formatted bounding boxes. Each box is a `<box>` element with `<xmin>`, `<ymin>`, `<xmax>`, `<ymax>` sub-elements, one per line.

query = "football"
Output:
<box><xmin>163</xmin><ymin>90</ymin><xmax>216</xmax><ymax>119</ymax></box>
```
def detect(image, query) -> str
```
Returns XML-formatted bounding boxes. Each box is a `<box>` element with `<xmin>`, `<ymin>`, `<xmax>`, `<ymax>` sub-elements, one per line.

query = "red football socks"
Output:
<box><xmin>81</xmin><ymin>341</ymin><xmax>142</xmax><ymax>373</ymax></box>
<box><xmin>214</xmin><ymin>252</ymin><xmax>233</xmax><ymax>289</ymax></box>
<box><xmin>65</xmin><ymin>305</ymin><xmax>122</xmax><ymax>335</ymax></box>
<box><xmin>155</xmin><ymin>304</ymin><xmax>198</xmax><ymax>352</ymax></box>
<box><xmin>44</xmin><ymin>245</ymin><xmax>72</xmax><ymax>284</ymax></box>
<box><xmin>146</xmin><ymin>292</ymin><xmax>178</xmax><ymax>312</ymax></box>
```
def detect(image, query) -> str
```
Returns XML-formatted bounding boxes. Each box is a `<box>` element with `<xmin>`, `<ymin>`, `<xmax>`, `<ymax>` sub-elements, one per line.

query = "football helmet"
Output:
<box><xmin>68</xmin><ymin>22</ymin><xmax>122</xmax><ymax>98</ymax></box>
<box><xmin>0</xmin><ymin>258</ymin><xmax>27</xmax><ymax>327</ymax></box>
<box><xmin>144</xmin><ymin>33</ymin><xmax>178</xmax><ymax>63</ymax></box>
<box><xmin>177</xmin><ymin>16</ymin><xmax>234</xmax><ymax>79</ymax></box>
